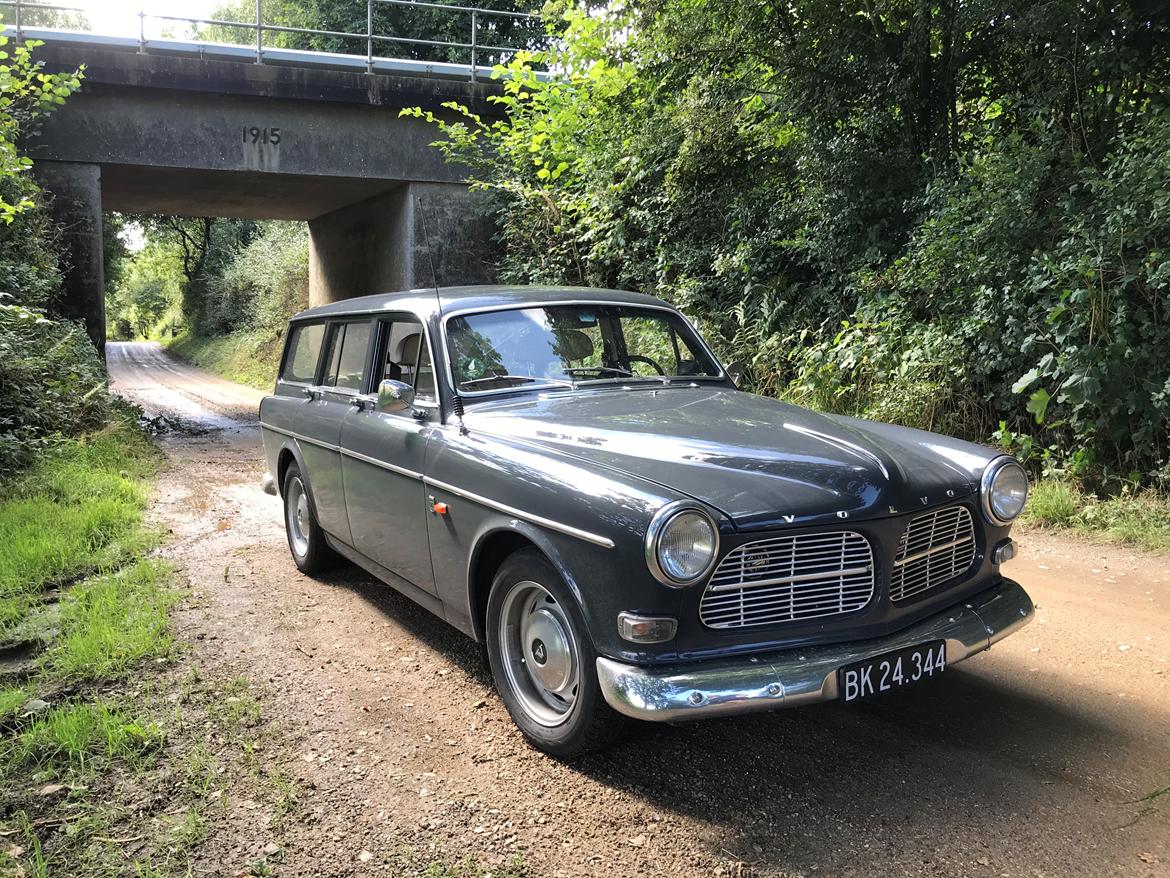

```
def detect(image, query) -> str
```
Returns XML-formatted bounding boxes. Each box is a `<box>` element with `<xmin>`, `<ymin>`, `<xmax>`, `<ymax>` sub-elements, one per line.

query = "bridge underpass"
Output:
<box><xmin>22</xmin><ymin>35</ymin><xmax>504</xmax><ymax>353</ymax></box>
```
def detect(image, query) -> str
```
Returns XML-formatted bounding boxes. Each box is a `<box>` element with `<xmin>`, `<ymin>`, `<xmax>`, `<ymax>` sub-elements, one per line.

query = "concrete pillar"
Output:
<box><xmin>33</xmin><ymin>161</ymin><xmax>106</xmax><ymax>354</ymax></box>
<box><xmin>308</xmin><ymin>182</ymin><xmax>495</xmax><ymax>307</ymax></box>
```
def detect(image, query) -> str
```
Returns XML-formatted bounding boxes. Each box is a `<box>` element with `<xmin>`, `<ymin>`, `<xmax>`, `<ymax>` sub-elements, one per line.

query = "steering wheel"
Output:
<box><xmin>626</xmin><ymin>355</ymin><xmax>666</xmax><ymax>376</ymax></box>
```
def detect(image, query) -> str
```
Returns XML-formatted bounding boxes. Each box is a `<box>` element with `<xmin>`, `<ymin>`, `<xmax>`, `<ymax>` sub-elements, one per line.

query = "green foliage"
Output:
<box><xmin>0</xmin><ymin>296</ymin><xmax>112</xmax><ymax>469</ymax></box>
<box><xmin>0</xmin><ymin>34</ymin><xmax>92</xmax><ymax>473</ymax></box>
<box><xmin>0</xmin><ymin>35</ymin><xmax>82</xmax><ymax>224</ymax></box>
<box><xmin>0</xmin><ymin>418</ymin><xmax>158</xmax><ymax>638</ymax></box>
<box><xmin>408</xmin><ymin>0</ymin><xmax>1170</xmax><ymax>489</ymax></box>
<box><xmin>203</xmin><ymin>220</ymin><xmax>308</xmax><ymax>336</ymax></box>
<box><xmin>168</xmin><ymin>329</ymin><xmax>284</xmax><ymax>390</ymax></box>
<box><xmin>106</xmin><ymin>240</ymin><xmax>185</xmax><ymax>339</ymax></box>
<box><xmin>44</xmin><ymin>559</ymin><xmax>177</xmax><ymax>683</ymax></box>
<box><xmin>1024</xmin><ymin>480</ymin><xmax>1083</xmax><ymax>529</ymax></box>
<box><xmin>1023</xmin><ymin>479</ymin><xmax>1170</xmax><ymax>552</ymax></box>
<box><xmin>160</xmin><ymin>221</ymin><xmax>309</xmax><ymax>386</ymax></box>
<box><xmin>8</xmin><ymin>701</ymin><xmax>164</xmax><ymax>773</ymax></box>
<box><xmin>204</xmin><ymin>0</ymin><xmax>547</xmax><ymax>66</ymax></box>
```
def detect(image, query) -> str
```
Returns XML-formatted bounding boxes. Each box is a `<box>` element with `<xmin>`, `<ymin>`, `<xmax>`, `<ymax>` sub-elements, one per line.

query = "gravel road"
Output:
<box><xmin>107</xmin><ymin>340</ymin><xmax>1170</xmax><ymax>878</ymax></box>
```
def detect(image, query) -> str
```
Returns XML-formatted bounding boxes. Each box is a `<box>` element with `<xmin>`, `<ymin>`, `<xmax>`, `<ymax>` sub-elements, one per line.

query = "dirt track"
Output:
<box><xmin>108</xmin><ymin>340</ymin><xmax>1170</xmax><ymax>878</ymax></box>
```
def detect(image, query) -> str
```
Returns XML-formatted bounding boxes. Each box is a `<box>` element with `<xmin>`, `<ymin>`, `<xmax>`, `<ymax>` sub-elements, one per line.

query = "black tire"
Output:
<box><xmin>282</xmin><ymin>462</ymin><xmax>337</xmax><ymax>575</ymax></box>
<box><xmin>485</xmin><ymin>549</ymin><xmax>628</xmax><ymax>757</ymax></box>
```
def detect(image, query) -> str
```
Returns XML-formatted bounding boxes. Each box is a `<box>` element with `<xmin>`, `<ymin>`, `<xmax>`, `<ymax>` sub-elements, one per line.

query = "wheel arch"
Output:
<box><xmin>467</xmin><ymin>523</ymin><xmax>583</xmax><ymax>643</ymax></box>
<box><xmin>276</xmin><ymin>441</ymin><xmax>318</xmax><ymax>518</ymax></box>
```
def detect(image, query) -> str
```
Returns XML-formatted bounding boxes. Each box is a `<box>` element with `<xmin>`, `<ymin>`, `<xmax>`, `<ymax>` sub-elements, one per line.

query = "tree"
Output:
<box><xmin>406</xmin><ymin>0</ymin><xmax>1170</xmax><ymax>485</ymax></box>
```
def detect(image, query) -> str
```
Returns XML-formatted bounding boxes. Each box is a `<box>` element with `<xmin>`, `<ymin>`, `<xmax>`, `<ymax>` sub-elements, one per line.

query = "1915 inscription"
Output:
<box><xmin>242</xmin><ymin>126</ymin><xmax>281</xmax><ymax>145</ymax></box>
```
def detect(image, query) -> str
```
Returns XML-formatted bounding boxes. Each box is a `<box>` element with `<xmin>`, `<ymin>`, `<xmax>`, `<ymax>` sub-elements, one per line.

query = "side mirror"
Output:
<box><xmin>725</xmin><ymin>359</ymin><xmax>747</xmax><ymax>389</ymax></box>
<box><xmin>376</xmin><ymin>379</ymin><xmax>415</xmax><ymax>414</ymax></box>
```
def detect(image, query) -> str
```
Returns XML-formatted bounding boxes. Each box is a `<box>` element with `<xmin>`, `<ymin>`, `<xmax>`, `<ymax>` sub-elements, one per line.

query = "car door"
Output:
<box><xmin>340</xmin><ymin>314</ymin><xmax>437</xmax><ymax>593</ymax></box>
<box><xmin>297</xmin><ymin>317</ymin><xmax>375</xmax><ymax>548</ymax></box>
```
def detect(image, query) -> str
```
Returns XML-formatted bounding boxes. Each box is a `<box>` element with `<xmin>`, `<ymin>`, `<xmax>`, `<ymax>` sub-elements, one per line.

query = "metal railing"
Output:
<box><xmin>1</xmin><ymin>0</ymin><xmax>544</xmax><ymax>81</ymax></box>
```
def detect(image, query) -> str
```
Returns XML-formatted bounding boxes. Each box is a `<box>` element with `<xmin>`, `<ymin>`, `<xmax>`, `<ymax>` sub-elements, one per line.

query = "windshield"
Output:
<box><xmin>446</xmin><ymin>304</ymin><xmax>722</xmax><ymax>393</ymax></box>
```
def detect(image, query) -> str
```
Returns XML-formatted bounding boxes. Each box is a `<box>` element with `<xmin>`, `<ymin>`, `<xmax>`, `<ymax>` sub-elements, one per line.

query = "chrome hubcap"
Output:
<box><xmin>287</xmin><ymin>477</ymin><xmax>310</xmax><ymax>558</ymax></box>
<box><xmin>499</xmin><ymin>580</ymin><xmax>579</xmax><ymax>727</ymax></box>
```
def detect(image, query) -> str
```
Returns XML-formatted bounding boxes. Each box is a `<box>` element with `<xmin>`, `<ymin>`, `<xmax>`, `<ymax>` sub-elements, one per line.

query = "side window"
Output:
<box><xmin>281</xmin><ymin>323</ymin><xmax>325</xmax><ymax>384</ymax></box>
<box><xmin>379</xmin><ymin>318</ymin><xmax>436</xmax><ymax>404</ymax></box>
<box><xmin>322</xmin><ymin>320</ymin><xmax>374</xmax><ymax>391</ymax></box>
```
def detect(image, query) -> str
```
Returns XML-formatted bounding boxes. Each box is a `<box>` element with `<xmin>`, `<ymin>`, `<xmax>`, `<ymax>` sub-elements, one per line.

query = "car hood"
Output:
<box><xmin>464</xmin><ymin>386</ymin><xmax>993</xmax><ymax>530</ymax></box>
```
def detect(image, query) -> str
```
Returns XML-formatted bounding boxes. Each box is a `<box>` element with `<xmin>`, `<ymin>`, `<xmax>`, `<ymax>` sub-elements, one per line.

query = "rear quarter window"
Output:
<box><xmin>282</xmin><ymin>323</ymin><xmax>325</xmax><ymax>384</ymax></box>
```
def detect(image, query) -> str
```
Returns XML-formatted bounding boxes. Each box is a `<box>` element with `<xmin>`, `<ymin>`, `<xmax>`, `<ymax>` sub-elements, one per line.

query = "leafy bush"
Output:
<box><xmin>0</xmin><ymin>297</ymin><xmax>112</xmax><ymax>470</ymax></box>
<box><xmin>408</xmin><ymin>0</ymin><xmax>1170</xmax><ymax>489</ymax></box>
<box><xmin>202</xmin><ymin>221</ymin><xmax>308</xmax><ymax>337</ymax></box>
<box><xmin>164</xmin><ymin>221</ymin><xmax>308</xmax><ymax>386</ymax></box>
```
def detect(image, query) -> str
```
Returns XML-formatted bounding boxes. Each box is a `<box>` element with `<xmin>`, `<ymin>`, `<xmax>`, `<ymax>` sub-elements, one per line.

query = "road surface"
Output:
<box><xmin>107</xmin><ymin>340</ymin><xmax>1170</xmax><ymax>878</ymax></box>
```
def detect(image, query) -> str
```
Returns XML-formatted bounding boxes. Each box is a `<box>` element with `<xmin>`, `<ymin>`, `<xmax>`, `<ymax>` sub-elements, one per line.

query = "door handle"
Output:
<box><xmin>302</xmin><ymin>386</ymin><xmax>317</xmax><ymax>401</ymax></box>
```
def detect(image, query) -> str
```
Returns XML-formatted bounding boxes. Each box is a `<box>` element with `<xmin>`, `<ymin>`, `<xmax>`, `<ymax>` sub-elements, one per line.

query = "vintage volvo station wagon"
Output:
<box><xmin>258</xmin><ymin>286</ymin><xmax>1034</xmax><ymax>756</ymax></box>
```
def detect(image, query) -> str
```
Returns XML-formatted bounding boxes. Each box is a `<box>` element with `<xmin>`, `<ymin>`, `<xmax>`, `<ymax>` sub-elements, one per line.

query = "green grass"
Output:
<box><xmin>167</xmin><ymin>329</ymin><xmax>281</xmax><ymax>390</ymax></box>
<box><xmin>0</xmin><ymin>422</ymin><xmax>160</xmax><ymax>638</ymax></box>
<box><xmin>42</xmin><ymin>559</ymin><xmax>177</xmax><ymax>683</ymax></box>
<box><xmin>7</xmin><ymin>700</ymin><xmax>165</xmax><ymax>773</ymax></box>
<box><xmin>1023</xmin><ymin>479</ymin><xmax>1170</xmax><ymax>552</ymax></box>
<box><xmin>0</xmin><ymin>685</ymin><xmax>28</xmax><ymax>721</ymax></box>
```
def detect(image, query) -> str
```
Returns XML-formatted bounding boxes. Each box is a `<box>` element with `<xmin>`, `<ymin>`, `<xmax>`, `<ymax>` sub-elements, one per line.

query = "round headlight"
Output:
<box><xmin>646</xmin><ymin>504</ymin><xmax>719</xmax><ymax>586</ymax></box>
<box><xmin>981</xmin><ymin>458</ymin><xmax>1029</xmax><ymax>526</ymax></box>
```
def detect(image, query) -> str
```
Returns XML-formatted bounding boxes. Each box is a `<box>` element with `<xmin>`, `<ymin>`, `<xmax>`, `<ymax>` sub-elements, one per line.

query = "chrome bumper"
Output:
<box><xmin>596</xmin><ymin>577</ymin><xmax>1034</xmax><ymax>722</ymax></box>
<box><xmin>260</xmin><ymin>472</ymin><xmax>278</xmax><ymax>496</ymax></box>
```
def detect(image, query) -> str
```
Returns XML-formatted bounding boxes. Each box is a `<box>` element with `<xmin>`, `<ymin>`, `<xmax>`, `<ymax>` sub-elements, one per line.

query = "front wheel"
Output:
<box><xmin>282</xmin><ymin>462</ymin><xmax>337</xmax><ymax>575</ymax></box>
<box><xmin>485</xmin><ymin>549</ymin><xmax>627</xmax><ymax>757</ymax></box>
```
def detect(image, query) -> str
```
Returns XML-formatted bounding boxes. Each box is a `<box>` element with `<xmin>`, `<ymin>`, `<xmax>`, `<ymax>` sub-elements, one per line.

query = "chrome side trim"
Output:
<box><xmin>596</xmin><ymin>578</ymin><xmax>1034</xmax><ymax>722</ymax></box>
<box><xmin>424</xmin><ymin>476</ymin><xmax>615</xmax><ymax>549</ymax></box>
<box><xmin>260</xmin><ymin>423</ymin><xmax>340</xmax><ymax>453</ymax></box>
<box><xmin>339</xmin><ymin>447</ymin><xmax>423</xmax><ymax>481</ymax></box>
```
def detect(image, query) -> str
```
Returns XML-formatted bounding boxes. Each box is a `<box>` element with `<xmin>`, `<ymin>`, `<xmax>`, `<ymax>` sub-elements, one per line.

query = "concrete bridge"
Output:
<box><xmin>19</xmin><ymin>28</ymin><xmax>510</xmax><ymax>351</ymax></box>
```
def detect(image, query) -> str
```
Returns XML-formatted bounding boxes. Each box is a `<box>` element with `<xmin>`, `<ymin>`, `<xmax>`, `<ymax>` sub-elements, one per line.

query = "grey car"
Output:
<box><xmin>258</xmin><ymin>285</ymin><xmax>1034</xmax><ymax>756</ymax></box>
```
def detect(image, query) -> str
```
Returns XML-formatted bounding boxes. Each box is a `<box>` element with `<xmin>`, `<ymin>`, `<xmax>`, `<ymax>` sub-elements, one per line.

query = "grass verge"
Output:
<box><xmin>167</xmin><ymin>329</ymin><xmax>281</xmax><ymax>391</ymax></box>
<box><xmin>0</xmin><ymin>420</ymin><xmax>159</xmax><ymax>639</ymax></box>
<box><xmin>0</xmin><ymin>417</ymin><xmax>186</xmax><ymax>877</ymax></box>
<box><xmin>1022</xmin><ymin>479</ymin><xmax>1170</xmax><ymax>553</ymax></box>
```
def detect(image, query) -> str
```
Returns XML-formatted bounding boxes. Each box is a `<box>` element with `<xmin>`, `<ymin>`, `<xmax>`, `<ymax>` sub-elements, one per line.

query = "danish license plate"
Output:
<box><xmin>838</xmin><ymin>640</ymin><xmax>946</xmax><ymax>703</ymax></box>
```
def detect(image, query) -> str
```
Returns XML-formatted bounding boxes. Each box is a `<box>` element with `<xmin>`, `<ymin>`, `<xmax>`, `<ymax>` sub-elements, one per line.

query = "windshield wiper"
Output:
<box><xmin>563</xmin><ymin>366</ymin><xmax>635</xmax><ymax>378</ymax></box>
<box><xmin>458</xmin><ymin>374</ymin><xmax>575</xmax><ymax>390</ymax></box>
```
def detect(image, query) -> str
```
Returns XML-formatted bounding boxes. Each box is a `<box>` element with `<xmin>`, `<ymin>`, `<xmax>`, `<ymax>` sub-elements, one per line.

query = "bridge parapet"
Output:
<box><xmin>11</xmin><ymin>5</ymin><xmax>520</xmax><ymax>351</ymax></box>
<box><xmin>1</xmin><ymin>0</ymin><xmax>546</xmax><ymax>82</ymax></box>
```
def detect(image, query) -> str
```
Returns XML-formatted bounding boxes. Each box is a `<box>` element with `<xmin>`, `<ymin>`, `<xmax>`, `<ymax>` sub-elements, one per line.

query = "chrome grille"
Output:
<box><xmin>699</xmin><ymin>531</ymin><xmax>875</xmax><ymax>629</ymax></box>
<box><xmin>891</xmin><ymin>504</ymin><xmax>976</xmax><ymax>602</ymax></box>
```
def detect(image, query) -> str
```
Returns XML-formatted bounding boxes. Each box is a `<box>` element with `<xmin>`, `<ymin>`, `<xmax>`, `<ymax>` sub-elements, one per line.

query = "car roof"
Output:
<box><xmin>290</xmin><ymin>285</ymin><xmax>675</xmax><ymax>322</ymax></box>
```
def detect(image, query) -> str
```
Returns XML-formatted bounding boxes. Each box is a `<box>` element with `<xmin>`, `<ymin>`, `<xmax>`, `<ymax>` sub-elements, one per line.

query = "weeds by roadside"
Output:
<box><xmin>167</xmin><ymin>331</ymin><xmax>280</xmax><ymax>391</ymax></box>
<box><xmin>0</xmin><ymin>417</ymin><xmax>297</xmax><ymax>878</ymax></box>
<box><xmin>1022</xmin><ymin>479</ymin><xmax>1170</xmax><ymax>553</ymax></box>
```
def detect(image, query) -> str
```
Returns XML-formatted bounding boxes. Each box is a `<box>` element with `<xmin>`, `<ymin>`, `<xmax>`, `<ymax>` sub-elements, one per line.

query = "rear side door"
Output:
<box><xmin>340</xmin><ymin>314</ymin><xmax>437</xmax><ymax>593</ymax></box>
<box><xmin>297</xmin><ymin>318</ymin><xmax>375</xmax><ymax>547</ymax></box>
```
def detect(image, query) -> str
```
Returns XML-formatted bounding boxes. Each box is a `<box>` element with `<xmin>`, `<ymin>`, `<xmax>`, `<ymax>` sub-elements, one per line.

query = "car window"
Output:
<box><xmin>322</xmin><ymin>321</ymin><xmax>373</xmax><ymax>392</ymax></box>
<box><xmin>447</xmin><ymin>304</ymin><xmax>720</xmax><ymax>392</ymax></box>
<box><xmin>379</xmin><ymin>319</ymin><xmax>436</xmax><ymax>404</ymax></box>
<box><xmin>281</xmin><ymin>322</ymin><xmax>325</xmax><ymax>384</ymax></box>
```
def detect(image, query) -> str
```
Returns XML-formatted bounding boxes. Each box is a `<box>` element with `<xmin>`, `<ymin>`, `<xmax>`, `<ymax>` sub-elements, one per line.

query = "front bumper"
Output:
<box><xmin>596</xmin><ymin>577</ymin><xmax>1033</xmax><ymax>722</ymax></box>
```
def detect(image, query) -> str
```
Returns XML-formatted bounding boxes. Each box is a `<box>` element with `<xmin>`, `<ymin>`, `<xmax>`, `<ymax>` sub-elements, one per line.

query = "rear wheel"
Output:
<box><xmin>282</xmin><ymin>462</ymin><xmax>336</xmax><ymax>575</ymax></box>
<box><xmin>486</xmin><ymin>549</ymin><xmax>627</xmax><ymax>757</ymax></box>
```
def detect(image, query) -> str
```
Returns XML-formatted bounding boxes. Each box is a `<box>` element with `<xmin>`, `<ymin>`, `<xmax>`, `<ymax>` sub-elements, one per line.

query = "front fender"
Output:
<box><xmin>462</xmin><ymin>518</ymin><xmax>589</xmax><ymax>643</ymax></box>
